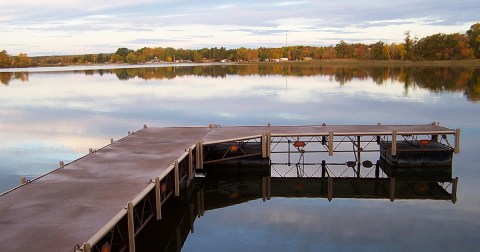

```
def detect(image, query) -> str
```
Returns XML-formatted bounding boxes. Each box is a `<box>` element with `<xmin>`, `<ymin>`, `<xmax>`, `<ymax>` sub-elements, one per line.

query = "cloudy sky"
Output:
<box><xmin>1</xmin><ymin>0</ymin><xmax>479</xmax><ymax>56</ymax></box>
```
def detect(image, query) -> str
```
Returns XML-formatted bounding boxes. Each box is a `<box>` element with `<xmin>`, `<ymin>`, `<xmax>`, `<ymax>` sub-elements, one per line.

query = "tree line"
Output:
<box><xmin>1</xmin><ymin>22</ymin><xmax>479</xmax><ymax>68</ymax></box>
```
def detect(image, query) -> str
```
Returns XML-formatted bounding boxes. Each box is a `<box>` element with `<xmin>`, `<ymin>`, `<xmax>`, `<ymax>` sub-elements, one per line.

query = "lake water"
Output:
<box><xmin>1</xmin><ymin>64</ymin><xmax>479</xmax><ymax>251</ymax></box>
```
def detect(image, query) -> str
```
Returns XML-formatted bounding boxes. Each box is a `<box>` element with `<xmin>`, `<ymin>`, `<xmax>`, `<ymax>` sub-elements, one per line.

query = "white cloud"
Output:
<box><xmin>0</xmin><ymin>0</ymin><xmax>478</xmax><ymax>55</ymax></box>
<box><xmin>275</xmin><ymin>1</ymin><xmax>309</xmax><ymax>6</ymax></box>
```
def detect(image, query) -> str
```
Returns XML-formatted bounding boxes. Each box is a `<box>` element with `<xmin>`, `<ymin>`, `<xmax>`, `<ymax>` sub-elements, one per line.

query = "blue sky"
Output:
<box><xmin>1</xmin><ymin>0</ymin><xmax>479</xmax><ymax>56</ymax></box>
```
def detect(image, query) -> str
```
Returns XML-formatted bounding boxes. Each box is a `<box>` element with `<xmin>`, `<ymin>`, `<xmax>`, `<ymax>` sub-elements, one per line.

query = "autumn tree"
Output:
<box><xmin>467</xmin><ymin>22</ymin><xmax>480</xmax><ymax>58</ymax></box>
<box><xmin>369</xmin><ymin>41</ymin><xmax>387</xmax><ymax>60</ymax></box>
<box><xmin>0</xmin><ymin>50</ymin><xmax>11</xmax><ymax>68</ymax></box>
<box><xmin>110</xmin><ymin>54</ymin><xmax>123</xmax><ymax>63</ymax></box>
<box><xmin>335</xmin><ymin>41</ymin><xmax>354</xmax><ymax>59</ymax></box>
<box><xmin>13</xmin><ymin>53</ymin><xmax>32</xmax><ymax>67</ymax></box>
<box><xmin>322</xmin><ymin>47</ymin><xmax>336</xmax><ymax>59</ymax></box>
<box><xmin>414</xmin><ymin>33</ymin><xmax>474</xmax><ymax>60</ymax></box>
<box><xmin>126</xmin><ymin>51</ymin><xmax>141</xmax><ymax>64</ymax></box>
<box><xmin>353</xmin><ymin>44</ymin><xmax>369</xmax><ymax>60</ymax></box>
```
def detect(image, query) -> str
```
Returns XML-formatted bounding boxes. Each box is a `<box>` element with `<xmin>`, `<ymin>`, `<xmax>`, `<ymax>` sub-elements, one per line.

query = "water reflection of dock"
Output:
<box><xmin>0</xmin><ymin>124</ymin><xmax>460</xmax><ymax>252</ymax></box>
<box><xmin>201</xmin><ymin>174</ymin><xmax>457</xmax><ymax>213</ymax></box>
<box><xmin>136</xmin><ymin>164</ymin><xmax>457</xmax><ymax>251</ymax></box>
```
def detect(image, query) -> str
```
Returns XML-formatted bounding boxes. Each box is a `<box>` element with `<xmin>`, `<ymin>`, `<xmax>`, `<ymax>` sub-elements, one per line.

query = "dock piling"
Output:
<box><xmin>454</xmin><ymin>129</ymin><xmax>461</xmax><ymax>154</ymax></box>
<box><xmin>155</xmin><ymin>177</ymin><xmax>162</xmax><ymax>220</ymax></box>
<box><xmin>452</xmin><ymin>177</ymin><xmax>458</xmax><ymax>204</ymax></box>
<box><xmin>266</xmin><ymin>131</ymin><xmax>271</xmax><ymax>158</ymax></box>
<box><xmin>83</xmin><ymin>243</ymin><xmax>91</xmax><ymax>252</ymax></box>
<box><xmin>127</xmin><ymin>202</ymin><xmax>136</xmax><ymax>252</ymax></box>
<box><xmin>188</xmin><ymin>148</ymin><xmax>193</xmax><ymax>184</ymax></box>
<box><xmin>174</xmin><ymin>160</ymin><xmax>180</xmax><ymax>197</ymax></box>
<box><xmin>389</xmin><ymin>178</ymin><xmax>396</xmax><ymax>202</ymax></box>
<box><xmin>391</xmin><ymin>130</ymin><xmax>397</xmax><ymax>156</ymax></box>
<box><xmin>327</xmin><ymin>177</ymin><xmax>333</xmax><ymax>201</ymax></box>
<box><xmin>195</xmin><ymin>141</ymin><xmax>203</xmax><ymax>169</ymax></box>
<box><xmin>262</xmin><ymin>177</ymin><xmax>267</xmax><ymax>201</ymax></box>
<box><xmin>261</xmin><ymin>132</ymin><xmax>266</xmax><ymax>158</ymax></box>
<box><xmin>328</xmin><ymin>131</ymin><xmax>334</xmax><ymax>156</ymax></box>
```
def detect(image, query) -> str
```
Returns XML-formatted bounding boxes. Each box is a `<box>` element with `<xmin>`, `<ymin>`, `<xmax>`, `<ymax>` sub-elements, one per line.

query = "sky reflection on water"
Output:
<box><xmin>0</xmin><ymin>64</ymin><xmax>479</xmax><ymax>250</ymax></box>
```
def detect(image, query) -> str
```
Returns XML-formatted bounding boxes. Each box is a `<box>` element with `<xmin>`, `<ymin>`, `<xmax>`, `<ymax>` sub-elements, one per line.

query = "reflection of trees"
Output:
<box><xmin>1</xmin><ymin>65</ymin><xmax>479</xmax><ymax>102</ymax></box>
<box><xmin>107</xmin><ymin>65</ymin><xmax>480</xmax><ymax>102</ymax></box>
<box><xmin>407</xmin><ymin>67</ymin><xmax>480</xmax><ymax>102</ymax></box>
<box><xmin>0</xmin><ymin>72</ymin><xmax>30</xmax><ymax>85</ymax></box>
<box><xmin>0</xmin><ymin>72</ymin><xmax>13</xmax><ymax>85</ymax></box>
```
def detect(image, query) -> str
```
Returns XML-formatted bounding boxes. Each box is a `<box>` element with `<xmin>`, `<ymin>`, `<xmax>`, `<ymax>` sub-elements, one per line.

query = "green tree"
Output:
<box><xmin>97</xmin><ymin>53</ymin><xmax>105</xmax><ymax>63</ymax></box>
<box><xmin>335</xmin><ymin>41</ymin><xmax>354</xmax><ymax>59</ymax></box>
<box><xmin>404</xmin><ymin>31</ymin><xmax>415</xmax><ymax>60</ymax></box>
<box><xmin>115</xmin><ymin>48</ymin><xmax>131</xmax><ymax>62</ymax></box>
<box><xmin>369</xmin><ymin>41</ymin><xmax>387</xmax><ymax>60</ymax></box>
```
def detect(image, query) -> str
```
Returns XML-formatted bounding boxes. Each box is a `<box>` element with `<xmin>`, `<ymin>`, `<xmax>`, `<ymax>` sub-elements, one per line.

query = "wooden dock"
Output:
<box><xmin>0</xmin><ymin>124</ymin><xmax>460</xmax><ymax>252</ymax></box>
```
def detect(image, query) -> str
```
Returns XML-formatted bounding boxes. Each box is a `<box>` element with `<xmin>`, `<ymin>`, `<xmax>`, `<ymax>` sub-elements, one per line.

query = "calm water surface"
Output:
<box><xmin>1</xmin><ymin>64</ymin><xmax>479</xmax><ymax>251</ymax></box>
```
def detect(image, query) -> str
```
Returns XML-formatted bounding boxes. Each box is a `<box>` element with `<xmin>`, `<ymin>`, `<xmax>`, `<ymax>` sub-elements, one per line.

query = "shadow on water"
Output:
<box><xmin>135</xmin><ymin>159</ymin><xmax>457</xmax><ymax>251</ymax></box>
<box><xmin>1</xmin><ymin>65</ymin><xmax>480</xmax><ymax>102</ymax></box>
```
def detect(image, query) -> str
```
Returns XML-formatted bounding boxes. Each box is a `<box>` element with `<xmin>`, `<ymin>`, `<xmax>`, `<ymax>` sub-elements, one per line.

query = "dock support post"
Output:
<box><xmin>127</xmin><ymin>202</ymin><xmax>136</xmax><ymax>252</ymax></box>
<box><xmin>84</xmin><ymin>243</ymin><xmax>91</xmax><ymax>252</ymax></box>
<box><xmin>389</xmin><ymin>177</ymin><xmax>396</xmax><ymax>202</ymax></box>
<box><xmin>262</xmin><ymin>177</ymin><xmax>267</xmax><ymax>201</ymax></box>
<box><xmin>261</xmin><ymin>132</ymin><xmax>267</xmax><ymax>158</ymax></box>
<box><xmin>327</xmin><ymin>177</ymin><xmax>333</xmax><ymax>201</ymax></box>
<box><xmin>266</xmin><ymin>131</ymin><xmax>271</xmax><ymax>158</ymax></box>
<box><xmin>196</xmin><ymin>189</ymin><xmax>204</xmax><ymax>217</ymax></box>
<box><xmin>188</xmin><ymin>148</ymin><xmax>193</xmax><ymax>185</ymax></box>
<box><xmin>189</xmin><ymin>203</ymin><xmax>195</xmax><ymax>234</ymax></box>
<box><xmin>356</xmin><ymin>136</ymin><xmax>361</xmax><ymax>178</ymax></box>
<box><xmin>452</xmin><ymin>177</ymin><xmax>458</xmax><ymax>204</ymax></box>
<box><xmin>176</xmin><ymin>227</ymin><xmax>181</xmax><ymax>252</ymax></box>
<box><xmin>267</xmin><ymin>176</ymin><xmax>271</xmax><ymax>200</ymax></box>
<box><xmin>195</xmin><ymin>141</ymin><xmax>203</xmax><ymax>169</ymax></box>
<box><xmin>328</xmin><ymin>131</ymin><xmax>334</xmax><ymax>156</ymax></box>
<box><xmin>391</xmin><ymin>130</ymin><xmax>397</xmax><ymax>156</ymax></box>
<box><xmin>155</xmin><ymin>177</ymin><xmax>162</xmax><ymax>220</ymax></box>
<box><xmin>174</xmin><ymin>160</ymin><xmax>180</xmax><ymax>197</ymax></box>
<box><xmin>321</xmin><ymin>160</ymin><xmax>326</xmax><ymax>178</ymax></box>
<box><xmin>454</xmin><ymin>128</ymin><xmax>461</xmax><ymax>154</ymax></box>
